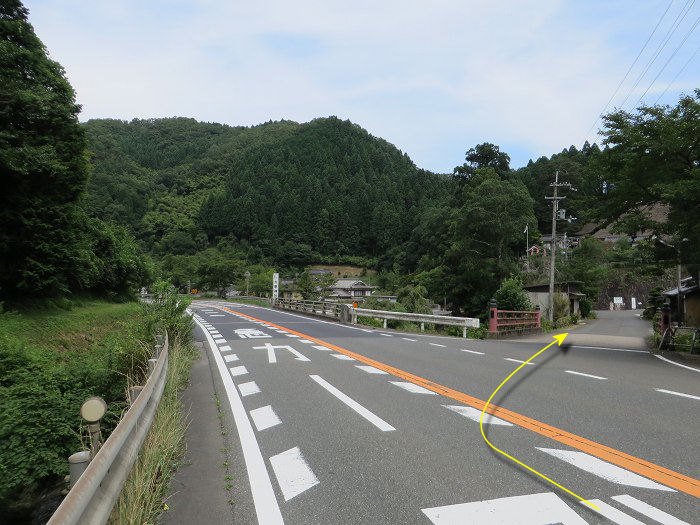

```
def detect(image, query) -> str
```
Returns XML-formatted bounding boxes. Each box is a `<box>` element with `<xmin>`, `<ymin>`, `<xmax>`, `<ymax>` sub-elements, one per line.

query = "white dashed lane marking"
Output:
<box><xmin>582</xmin><ymin>499</ymin><xmax>645</xmax><ymax>524</ymax></box>
<box><xmin>461</xmin><ymin>349</ymin><xmax>484</xmax><ymax>355</ymax></box>
<box><xmin>249</xmin><ymin>405</ymin><xmax>282</xmax><ymax>431</ymax></box>
<box><xmin>269</xmin><ymin>447</ymin><xmax>319</xmax><ymax>501</ymax></box>
<box><xmin>611</xmin><ymin>494</ymin><xmax>690</xmax><ymax>525</ymax></box>
<box><xmin>310</xmin><ymin>375</ymin><xmax>395</xmax><ymax>431</ymax></box>
<box><xmin>654</xmin><ymin>388</ymin><xmax>700</xmax><ymax>401</ymax></box>
<box><xmin>565</xmin><ymin>370</ymin><xmax>607</xmax><ymax>380</ymax></box>
<box><xmin>402</xmin><ymin>337</ymin><xmax>417</xmax><ymax>342</ymax></box>
<box><xmin>380</xmin><ymin>333</ymin><xmax>392</xmax><ymax>337</ymax></box>
<box><xmin>444</xmin><ymin>405</ymin><xmax>513</xmax><ymax>426</ymax></box>
<box><xmin>237</xmin><ymin>381</ymin><xmax>260</xmax><ymax>397</ymax></box>
<box><xmin>223</xmin><ymin>354</ymin><xmax>239</xmax><ymax>363</ymax></box>
<box><xmin>390</xmin><ymin>381</ymin><xmax>437</xmax><ymax>395</ymax></box>
<box><xmin>229</xmin><ymin>366</ymin><xmax>248</xmax><ymax>377</ymax></box>
<box><xmin>504</xmin><ymin>358</ymin><xmax>535</xmax><ymax>365</ymax></box>
<box><xmin>536</xmin><ymin>448</ymin><xmax>674</xmax><ymax>491</ymax></box>
<box><xmin>332</xmin><ymin>354</ymin><xmax>355</xmax><ymax>361</ymax></box>
<box><xmin>355</xmin><ymin>365</ymin><xmax>388</xmax><ymax>375</ymax></box>
<box><xmin>219</xmin><ymin>345</ymin><xmax>232</xmax><ymax>352</ymax></box>
<box><xmin>429</xmin><ymin>343</ymin><xmax>446</xmax><ymax>348</ymax></box>
<box><xmin>312</xmin><ymin>345</ymin><xmax>332</xmax><ymax>351</ymax></box>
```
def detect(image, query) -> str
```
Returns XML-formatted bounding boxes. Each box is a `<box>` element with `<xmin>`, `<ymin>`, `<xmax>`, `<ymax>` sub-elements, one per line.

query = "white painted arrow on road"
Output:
<box><xmin>253</xmin><ymin>343</ymin><xmax>311</xmax><ymax>363</ymax></box>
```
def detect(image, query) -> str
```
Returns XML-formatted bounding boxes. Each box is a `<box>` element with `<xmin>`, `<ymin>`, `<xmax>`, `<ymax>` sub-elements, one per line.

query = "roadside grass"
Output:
<box><xmin>110</xmin><ymin>337</ymin><xmax>198</xmax><ymax>525</ymax></box>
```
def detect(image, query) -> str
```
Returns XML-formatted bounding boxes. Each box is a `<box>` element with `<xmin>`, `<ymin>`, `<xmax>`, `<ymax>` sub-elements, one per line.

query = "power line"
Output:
<box><xmin>638</xmin><ymin>14</ymin><xmax>700</xmax><ymax>104</ymax></box>
<box><xmin>617</xmin><ymin>0</ymin><xmax>695</xmax><ymax>111</ymax></box>
<box><xmin>583</xmin><ymin>0</ymin><xmax>675</xmax><ymax>142</ymax></box>
<box><xmin>653</xmin><ymin>41</ymin><xmax>700</xmax><ymax>104</ymax></box>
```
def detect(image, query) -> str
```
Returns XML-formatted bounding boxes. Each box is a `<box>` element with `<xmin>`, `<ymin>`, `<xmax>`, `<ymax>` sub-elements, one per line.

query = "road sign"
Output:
<box><xmin>272</xmin><ymin>273</ymin><xmax>279</xmax><ymax>299</ymax></box>
<box><xmin>613</xmin><ymin>297</ymin><xmax>623</xmax><ymax>305</ymax></box>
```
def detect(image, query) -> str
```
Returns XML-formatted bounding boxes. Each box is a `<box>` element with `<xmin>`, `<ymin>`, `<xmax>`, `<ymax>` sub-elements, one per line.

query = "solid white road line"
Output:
<box><xmin>193</xmin><ymin>317</ymin><xmax>283</xmax><ymax>524</ymax></box>
<box><xmin>309</xmin><ymin>375</ymin><xmax>395</xmax><ymax>431</ymax></box>
<box><xmin>504</xmin><ymin>358</ymin><xmax>535</xmax><ymax>365</ymax></box>
<box><xmin>331</xmin><ymin>354</ymin><xmax>355</xmax><ymax>361</ymax></box>
<box><xmin>429</xmin><ymin>343</ymin><xmax>446</xmax><ymax>347</ymax></box>
<box><xmin>570</xmin><ymin>345</ymin><xmax>647</xmax><ymax>354</ymax></box>
<box><xmin>422</xmin><ymin>492</ymin><xmax>588</xmax><ymax>524</ymax></box>
<box><xmin>582</xmin><ymin>499</ymin><xmax>645</xmax><ymax>525</ymax></box>
<box><xmin>402</xmin><ymin>337</ymin><xmax>417</xmax><ymax>342</ymax></box>
<box><xmin>611</xmin><ymin>494</ymin><xmax>690</xmax><ymax>525</ymax></box>
<box><xmin>655</xmin><ymin>354</ymin><xmax>700</xmax><ymax>372</ymax></box>
<box><xmin>390</xmin><ymin>381</ymin><xmax>437</xmax><ymax>395</ymax></box>
<box><xmin>237</xmin><ymin>381</ymin><xmax>260</xmax><ymax>397</ymax></box>
<box><xmin>269</xmin><ymin>447</ymin><xmax>319</xmax><ymax>501</ymax></box>
<box><xmin>461</xmin><ymin>349</ymin><xmax>485</xmax><ymax>355</ymax></box>
<box><xmin>249</xmin><ymin>405</ymin><xmax>282</xmax><ymax>431</ymax></box>
<box><xmin>229</xmin><ymin>366</ymin><xmax>248</xmax><ymax>377</ymax></box>
<box><xmin>355</xmin><ymin>365</ymin><xmax>388</xmax><ymax>374</ymax></box>
<box><xmin>536</xmin><ymin>448</ymin><xmax>674</xmax><ymax>491</ymax></box>
<box><xmin>219</xmin><ymin>345</ymin><xmax>232</xmax><ymax>352</ymax></box>
<box><xmin>565</xmin><ymin>370</ymin><xmax>607</xmax><ymax>380</ymax></box>
<box><xmin>654</xmin><ymin>388</ymin><xmax>700</xmax><ymax>401</ymax></box>
<box><xmin>312</xmin><ymin>345</ymin><xmax>331</xmax><ymax>351</ymax></box>
<box><xmin>223</xmin><ymin>354</ymin><xmax>239</xmax><ymax>363</ymax></box>
<box><xmin>444</xmin><ymin>405</ymin><xmax>513</xmax><ymax>426</ymax></box>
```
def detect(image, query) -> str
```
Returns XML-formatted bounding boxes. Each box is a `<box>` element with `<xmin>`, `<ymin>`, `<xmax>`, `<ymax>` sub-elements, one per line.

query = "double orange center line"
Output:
<box><xmin>222</xmin><ymin>306</ymin><xmax>700</xmax><ymax>499</ymax></box>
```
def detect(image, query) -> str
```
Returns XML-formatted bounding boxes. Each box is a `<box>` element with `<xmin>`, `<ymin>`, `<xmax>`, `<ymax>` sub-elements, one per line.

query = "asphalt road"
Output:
<box><xmin>166</xmin><ymin>301</ymin><xmax>699</xmax><ymax>525</ymax></box>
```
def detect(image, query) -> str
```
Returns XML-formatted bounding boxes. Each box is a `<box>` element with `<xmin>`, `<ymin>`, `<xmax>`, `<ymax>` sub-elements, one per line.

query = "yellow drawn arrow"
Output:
<box><xmin>479</xmin><ymin>333</ymin><xmax>599</xmax><ymax>510</ymax></box>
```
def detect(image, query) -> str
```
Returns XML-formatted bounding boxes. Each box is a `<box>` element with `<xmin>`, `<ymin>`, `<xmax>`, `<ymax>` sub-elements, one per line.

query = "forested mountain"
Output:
<box><xmin>83</xmin><ymin>117</ymin><xmax>451</xmax><ymax>262</ymax></box>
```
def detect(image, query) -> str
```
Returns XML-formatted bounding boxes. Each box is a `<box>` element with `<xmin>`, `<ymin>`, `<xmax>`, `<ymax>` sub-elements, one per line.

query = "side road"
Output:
<box><xmin>513</xmin><ymin>309</ymin><xmax>653</xmax><ymax>350</ymax></box>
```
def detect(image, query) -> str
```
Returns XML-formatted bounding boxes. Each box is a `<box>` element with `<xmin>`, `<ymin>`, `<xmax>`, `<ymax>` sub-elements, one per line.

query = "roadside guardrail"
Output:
<box><xmin>272</xmin><ymin>298</ymin><xmax>479</xmax><ymax>337</ymax></box>
<box><xmin>48</xmin><ymin>333</ymin><xmax>169</xmax><ymax>525</ymax></box>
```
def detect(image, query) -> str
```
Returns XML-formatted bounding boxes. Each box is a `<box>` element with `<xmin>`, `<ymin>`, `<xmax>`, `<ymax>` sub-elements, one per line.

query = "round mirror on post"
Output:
<box><xmin>80</xmin><ymin>396</ymin><xmax>107</xmax><ymax>423</ymax></box>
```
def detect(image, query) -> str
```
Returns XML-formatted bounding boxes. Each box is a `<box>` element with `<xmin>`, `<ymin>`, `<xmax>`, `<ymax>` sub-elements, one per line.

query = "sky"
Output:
<box><xmin>24</xmin><ymin>0</ymin><xmax>700</xmax><ymax>172</ymax></box>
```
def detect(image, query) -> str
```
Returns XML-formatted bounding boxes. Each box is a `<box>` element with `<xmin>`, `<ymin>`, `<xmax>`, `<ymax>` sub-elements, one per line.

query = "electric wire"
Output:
<box><xmin>638</xmin><ymin>14</ymin><xmax>700</xmax><ymax>104</ymax></box>
<box><xmin>583</xmin><ymin>0</ymin><xmax>675</xmax><ymax>142</ymax></box>
<box><xmin>617</xmin><ymin>0</ymin><xmax>695</xmax><ymax>111</ymax></box>
<box><xmin>653</xmin><ymin>41</ymin><xmax>700</xmax><ymax>104</ymax></box>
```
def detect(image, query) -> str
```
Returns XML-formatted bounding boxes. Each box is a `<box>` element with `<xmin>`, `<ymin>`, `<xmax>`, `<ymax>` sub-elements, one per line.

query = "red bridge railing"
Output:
<box><xmin>488</xmin><ymin>300</ymin><xmax>541</xmax><ymax>336</ymax></box>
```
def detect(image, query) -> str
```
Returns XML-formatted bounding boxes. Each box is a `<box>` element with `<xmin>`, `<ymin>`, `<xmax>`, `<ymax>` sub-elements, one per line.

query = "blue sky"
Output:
<box><xmin>25</xmin><ymin>0</ymin><xmax>700</xmax><ymax>172</ymax></box>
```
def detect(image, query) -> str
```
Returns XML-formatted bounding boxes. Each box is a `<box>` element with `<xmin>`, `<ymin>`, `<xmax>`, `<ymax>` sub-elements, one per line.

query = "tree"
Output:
<box><xmin>0</xmin><ymin>1</ymin><xmax>90</xmax><ymax>298</ymax></box>
<box><xmin>591</xmin><ymin>91</ymin><xmax>700</xmax><ymax>269</ymax></box>
<box><xmin>196</xmin><ymin>248</ymin><xmax>243</xmax><ymax>296</ymax></box>
<box><xmin>445</xmin><ymin>169</ymin><xmax>537</xmax><ymax>315</ymax></box>
<box><xmin>493</xmin><ymin>276</ymin><xmax>532</xmax><ymax>311</ymax></box>
<box><xmin>396</xmin><ymin>285</ymin><xmax>432</xmax><ymax>314</ymax></box>
<box><xmin>454</xmin><ymin>143</ymin><xmax>511</xmax><ymax>180</ymax></box>
<box><xmin>295</xmin><ymin>271</ymin><xmax>317</xmax><ymax>300</ymax></box>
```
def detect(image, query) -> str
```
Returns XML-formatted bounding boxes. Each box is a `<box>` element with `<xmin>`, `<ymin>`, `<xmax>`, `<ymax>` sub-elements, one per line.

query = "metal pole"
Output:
<box><xmin>525</xmin><ymin>224</ymin><xmax>529</xmax><ymax>272</ymax></box>
<box><xmin>677</xmin><ymin>256</ymin><xmax>682</xmax><ymax>323</ymax></box>
<box><xmin>548</xmin><ymin>172</ymin><xmax>558</xmax><ymax>322</ymax></box>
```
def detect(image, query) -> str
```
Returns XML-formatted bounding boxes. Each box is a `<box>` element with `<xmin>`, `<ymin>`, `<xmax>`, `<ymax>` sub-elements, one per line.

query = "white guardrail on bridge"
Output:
<box><xmin>48</xmin><ymin>333</ymin><xmax>169</xmax><ymax>525</ymax></box>
<box><xmin>272</xmin><ymin>298</ymin><xmax>479</xmax><ymax>337</ymax></box>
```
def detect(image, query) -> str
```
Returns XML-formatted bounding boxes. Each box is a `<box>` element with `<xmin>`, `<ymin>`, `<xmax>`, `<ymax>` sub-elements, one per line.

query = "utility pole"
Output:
<box><xmin>545</xmin><ymin>171</ymin><xmax>570</xmax><ymax>322</ymax></box>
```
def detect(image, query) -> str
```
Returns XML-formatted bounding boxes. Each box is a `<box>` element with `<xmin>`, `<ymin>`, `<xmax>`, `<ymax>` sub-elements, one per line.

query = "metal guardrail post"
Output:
<box><xmin>49</xmin><ymin>333</ymin><xmax>170</xmax><ymax>525</ymax></box>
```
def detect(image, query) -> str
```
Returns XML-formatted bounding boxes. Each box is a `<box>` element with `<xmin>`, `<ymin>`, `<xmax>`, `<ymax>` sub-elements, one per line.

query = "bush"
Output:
<box><xmin>579</xmin><ymin>298</ymin><xmax>592</xmax><ymax>318</ymax></box>
<box><xmin>494</xmin><ymin>276</ymin><xmax>533</xmax><ymax>311</ymax></box>
<box><xmin>553</xmin><ymin>292</ymin><xmax>569</xmax><ymax>322</ymax></box>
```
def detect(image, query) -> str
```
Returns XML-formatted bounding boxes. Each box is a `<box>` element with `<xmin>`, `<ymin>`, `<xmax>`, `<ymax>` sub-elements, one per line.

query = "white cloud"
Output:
<box><xmin>25</xmin><ymin>0</ymin><xmax>700</xmax><ymax>171</ymax></box>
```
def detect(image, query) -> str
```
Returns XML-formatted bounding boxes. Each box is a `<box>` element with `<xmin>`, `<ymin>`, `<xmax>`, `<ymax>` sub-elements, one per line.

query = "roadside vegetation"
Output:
<box><xmin>111</xmin><ymin>284</ymin><xmax>197</xmax><ymax>525</ymax></box>
<box><xmin>0</xmin><ymin>300</ymin><xmax>151</xmax><ymax>522</ymax></box>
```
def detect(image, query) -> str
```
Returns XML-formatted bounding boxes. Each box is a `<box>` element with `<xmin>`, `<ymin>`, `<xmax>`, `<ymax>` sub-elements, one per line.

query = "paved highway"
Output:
<box><xmin>167</xmin><ymin>301</ymin><xmax>699</xmax><ymax>524</ymax></box>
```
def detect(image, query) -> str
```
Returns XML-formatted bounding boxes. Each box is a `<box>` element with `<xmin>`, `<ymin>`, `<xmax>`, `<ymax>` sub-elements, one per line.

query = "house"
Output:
<box><xmin>663</xmin><ymin>277</ymin><xmax>700</xmax><ymax>326</ymax></box>
<box><xmin>328</xmin><ymin>279</ymin><xmax>376</xmax><ymax>300</ymax></box>
<box><xmin>523</xmin><ymin>281</ymin><xmax>584</xmax><ymax>317</ymax></box>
